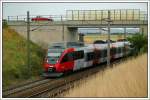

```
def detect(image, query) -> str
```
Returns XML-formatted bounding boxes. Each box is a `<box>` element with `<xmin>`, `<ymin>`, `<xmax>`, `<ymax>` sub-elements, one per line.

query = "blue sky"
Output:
<box><xmin>3</xmin><ymin>3</ymin><xmax>147</xmax><ymax>19</ymax></box>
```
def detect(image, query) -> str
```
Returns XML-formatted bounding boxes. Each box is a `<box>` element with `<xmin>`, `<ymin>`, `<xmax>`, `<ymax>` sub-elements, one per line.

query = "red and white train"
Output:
<box><xmin>43</xmin><ymin>41</ymin><xmax>132</xmax><ymax>77</ymax></box>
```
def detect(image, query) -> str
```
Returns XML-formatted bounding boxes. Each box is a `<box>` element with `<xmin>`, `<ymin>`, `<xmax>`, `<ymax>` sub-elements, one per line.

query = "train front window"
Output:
<box><xmin>46</xmin><ymin>53</ymin><xmax>61</xmax><ymax>64</ymax></box>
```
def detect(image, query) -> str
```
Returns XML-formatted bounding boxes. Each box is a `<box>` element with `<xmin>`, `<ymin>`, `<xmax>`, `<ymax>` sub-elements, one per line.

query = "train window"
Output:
<box><xmin>68</xmin><ymin>52</ymin><xmax>74</xmax><ymax>61</ymax></box>
<box><xmin>111</xmin><ymin>48</ymin><xmax>116</xmax><ymax>54</ymax></box>
<box><xmin>94</xmin><ymin>50</ymin><xmax>101</xmax><ymax>59</ymax></box>
<box><xmin>79</xmin><ymin>51</ymin><xmax>84</xmax><ymax>59</ymax></box>
<box><xmin>123</xmin><ymin>47</ymin><xmax>126</xmax><ymax>52</ymax></box>
<box><xmin>73</xmin><ymin>52</ymin><xmax>77</xmax><ymax>60</ymax></box>
<box><xmin>116</xmin><ymin>48</ymin><xmax>118</xmax><ymax>54</ymax></box>
<box><xmin>120</xmin><ymin>47</ymin><xmax>123</xmax><ymax>53</ymax></box>
<box><xmin>117</xmin><ymin>48</ymin><xmax>120</xmax><ymax>53</ymax></box>
<box><xmin>86</xmin><ymin>52</ymin><xmax>94</xmax><ymax>61</ymax></box>
<box><xmin>74</xmin><ymin>51</ymin><xmax>84</xmax><ymax>60</ymax></box>
<box><xmin>110</xmin><ymin>48</ymin><xmax>113</xmax><ymax>54</ymax></box>
<box><xmin>61</xmin><ymin>54</ymin><xmax>68</xmax><ymax>63</ymax></box>
<box><xmin>104</xmin><ymin>49</ymin><xmax>107</xmax><ymax>57</ymax></box>
<box><xmin>61</xmin><ymin>52</ymin><xmax>74</xmax><ymax>63</ymax></box>
<box><xmin>100</xmin><ymin>50</ymin><xmax>104</xmax><ymax>58</ymax></box>
<box><xmin>119</xmin><ymin>47</ymin><xmax>121</xmax><ymax>53</ymax></box>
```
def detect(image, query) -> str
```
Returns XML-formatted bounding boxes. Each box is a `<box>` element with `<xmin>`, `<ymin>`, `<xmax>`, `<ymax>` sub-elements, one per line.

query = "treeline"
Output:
<box><xmin>127</xmin><ymin>34</ymin><xmax>147</xmax><ymax>55</ymax></box>
<box><xmin>2</xmin><ymin>19</ymin><xmax>8</xmax><ymax>28</ymax></box>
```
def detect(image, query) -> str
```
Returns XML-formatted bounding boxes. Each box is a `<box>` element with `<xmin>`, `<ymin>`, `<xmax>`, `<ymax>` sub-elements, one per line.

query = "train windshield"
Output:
<box><xmin>46</xmin><ymin>49</ymin><xmax>63</xmax><ymax>64</ymax></box>
<box><xmin>47</xmin><ymin>53</ymin><xmax>61</xmax><ymax>64</ymax></box>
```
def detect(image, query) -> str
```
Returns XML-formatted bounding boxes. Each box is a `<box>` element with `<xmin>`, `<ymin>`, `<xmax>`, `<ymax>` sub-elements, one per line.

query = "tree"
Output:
<box><xmin>127</xmin><ymin>34</ymin><xmax>147</xmax><ymax>55</ymax></box>
<box><xmin>2</xmin><ymin>19</ymin><xmax>8</xmax><ymax>28</ymax></box>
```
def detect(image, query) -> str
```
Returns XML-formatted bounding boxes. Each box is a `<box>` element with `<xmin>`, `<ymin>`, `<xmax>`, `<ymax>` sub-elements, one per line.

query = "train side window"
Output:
<box><xmin>111</xmin><ymin>48</ymin><xmax>116</xmax><ymax>54</ymax></box>
<box><xmin>73</xmin><ymin>52</ymin><xmax>77</xmax><ymax>60</ymax></box>
<box><xmin>100</xmin><ymin>50</ymin><xmax>104</xmax><ymax>58</ymax></box>
<box><xmin>114</xmin><ymin>48</ymin><xmax>116</xmax><ymax>54</ymax></box>
<box><xmin>61</xmin><ymin>52</ymin><xmax>74</xmax><ymax>63</ymax></box>
<box><xmin>118</xmin><ymin>47</ymin><xmax>120</xmax><ymax>53</ymax></box>
<box><xmin>104</xmin><ymin>49</ymin><xmax>107</xmax><ymax>57</ymax></box>
<box><xmin>121</xmin><ymin>47</ymin><xmax>124</xmax><ymax>53</ymax></box>
<box><xmin>116</xmin><ymin>48</ymin><xmax>119</xmax><ymax>54</ymax></box>
<box><xmin>119</xmin><ymin>47</ymin><xmax>121</xmax><ymax>53</ymax></box>
<box><xmin>86</xmin><ymin>53</ymin><xmax>89</xmax><ymax>61</ymax></box>
<box><xmin>91</xmin><ymin>52</ymin><xmax>94</xmax><ymax>60</ymax></box>
<box><xmin>68</xmin><ymin>52</ymin><xmax>74</xmax><ymax>61</ymax></box>
<box><xmin>80</xmin><ymin>51</ymin><xmax>84</xmax><ymax>59</ymax></box>
<box><xmin>61</xmin><ymin>54</ymin><xmax>68</xmax><ymax>63</ymax></box>
<box><xmin>110</xmin><ymin>48</ymin><xmax>113</xmax><ymax>54</ymax></box>
<box><xmin>74</xmin><ymin>51</ymin><xmax>84</xmax><ymax>60</ymax></box>
<box><xmin>86</xmin><ymin>52</ymin><xmax>94</xmax><ymax>61</ymax></box>
<box><xmin>94</xmin><ymin>50</ymin><xmax>100</xmax><ymax>59</ymax></box>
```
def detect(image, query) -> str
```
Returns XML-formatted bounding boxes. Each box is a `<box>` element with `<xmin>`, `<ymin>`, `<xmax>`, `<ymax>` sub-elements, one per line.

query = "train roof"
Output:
<box><xmin>48</xmin><ymin>42</ymin><xmax>85</xmax><ymax>49</ymax></box>
<box><xmin>48</xmin><ymin>41</ymin><xmax>131</xmax><ymax>51</ymax></box>
<box><xmin>86</xmin><ymin>41</ymin><xmax>129</xmax><ymax>50</ymax></box>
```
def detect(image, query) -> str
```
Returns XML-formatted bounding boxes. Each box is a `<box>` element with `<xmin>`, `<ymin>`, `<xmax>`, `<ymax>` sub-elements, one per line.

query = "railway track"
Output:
<box><xmin>2</xmin><ymin>57</ymin><xmax>128</xmax><ymax>98</ymax></box>
<box><xmin>2</xmin><ymin>78</ymin><xmax>53</xmax><ymax>97</ymax></box>
<box><xmin>3</xmin><ymin>77</ymin><xmax>44</xmax><ymax>92</ymax></box>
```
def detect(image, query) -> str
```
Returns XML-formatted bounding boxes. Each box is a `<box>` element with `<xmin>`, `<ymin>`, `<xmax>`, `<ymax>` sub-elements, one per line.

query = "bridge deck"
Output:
<box><xmin>7</xmin><ymin>20</ymin><xmax>147</xmax><ymax>27</ymax></box>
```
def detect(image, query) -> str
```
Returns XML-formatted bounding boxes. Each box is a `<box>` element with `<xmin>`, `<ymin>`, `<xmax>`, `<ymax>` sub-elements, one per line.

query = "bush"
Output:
<box><xmin>127</xmin><ymin>34</ymin><xmax>147</xmax><ymax>55</ymax></box>
<box><xmin>2</xmin><ymin>20</ymin><xmax>8</xmax><ymax>28</ymax></box>
<box><xmin>3</xmin><ymin>28</ymin><xmax>45</xmax><ymax>87</ymax></box>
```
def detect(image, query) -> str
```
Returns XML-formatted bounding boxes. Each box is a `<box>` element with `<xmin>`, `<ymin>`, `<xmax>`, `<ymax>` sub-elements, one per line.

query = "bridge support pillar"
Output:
<box><xmin>139</xmin><ymin>25</ymin><xmax>148</xmax><ymax>35</ymax></box>
<box><xmin>64</xmin><ymin>27</ymin><xmax>78</xmax><ymax>42</ymax></box>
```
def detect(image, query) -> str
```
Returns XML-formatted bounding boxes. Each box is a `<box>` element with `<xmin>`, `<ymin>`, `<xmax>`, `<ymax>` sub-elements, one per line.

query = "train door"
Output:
<box><xmin>73</xmin><ymin>50</ymin><xmax>84</xmax><ymax>71</ymax></box>
<box><xmin>59</xmin><ymin>52</ymin><xmax>74</xmax><ymax>72</ymax></box>
<box><xmin>110</xmin><ymin>47</ymin><xmax>116</xmax><ymax>60</ymax></box>
<box><xmin>84</xmin><ymin>48</ymin><xmax>93</xmax><ymax>68</ymax></box>
<box><xmin>100</xmin><ymin>49</ymin><xmax>106</xmax><ymax>63</ymax></box>
<box><xmin>93</xmin><ymin>49</ymin><xmax>101</xmax><ymax>65</ymax></box>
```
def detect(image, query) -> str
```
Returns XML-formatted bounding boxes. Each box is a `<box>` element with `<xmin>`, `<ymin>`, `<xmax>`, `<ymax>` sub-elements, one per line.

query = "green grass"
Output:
<box><xmin>3</xmin><ymin>27</ymin><xmax>45</xmax><ymax>87</ymax></box>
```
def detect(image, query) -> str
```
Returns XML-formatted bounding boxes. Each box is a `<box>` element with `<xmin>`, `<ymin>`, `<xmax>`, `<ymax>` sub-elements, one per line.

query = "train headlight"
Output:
<box><xmin>49</xmin><ymin>66</ymin><xmax>53</xmax><ymax>67</ymax></box>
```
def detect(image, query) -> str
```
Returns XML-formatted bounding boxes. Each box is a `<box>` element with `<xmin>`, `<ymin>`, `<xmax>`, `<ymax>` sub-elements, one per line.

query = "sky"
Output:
<box><xmin>3</xmin><ymin>3</ymin><xmax>147</xmax><ymax>19</ymax></box>
<box><xmin>2</xmin><ymin>2</ymin><xmax>148</xmax><ymax>33</ymax></box>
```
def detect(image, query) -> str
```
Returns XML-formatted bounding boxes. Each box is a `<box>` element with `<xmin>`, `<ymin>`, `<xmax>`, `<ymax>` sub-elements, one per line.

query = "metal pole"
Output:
<box><xmin>126</xmin><ymin>10</ymin><xmax>127</xmax><ymax>20</ymax></box>
<box><xmin>27</xmin><ymin>11</ymin><xmax>30</xmax><ymax>76</ymax></box>
<box><xmin>142</xmin><ymin>27</ymin><xmax>144</xmax><ymax>35</ymax></box>
<box><xmin>17</xmin><ymin>16</ymin><xmax>18</xmax><ymax>21</ymax></box>
<box><xmin>8</xmin><ymin>16</ymin><xmax>10</xmax><ymax>22</ymax></box>
<box><xmin>124</xmin><ymin>28</ymin><xmax>126</xmax><ymax>56</ymax></box>
<box><xmin>61</xmin><ymin>16</ymin><xmax>64</xmax><ymax>41</ymax></box>
<box><xmin>72</xmin><ymin>10</ymin><xmax>74</xmax><ymax>20</ymax></box>
<box><xmin>120</xmin><ymin>9</ymin><xmax>121</xmax><ymax>20</ymax></box>
<box><xmin>107</xmin><ymin>10</ymin><xmax>111</xmax><ymax>66</ymax></box>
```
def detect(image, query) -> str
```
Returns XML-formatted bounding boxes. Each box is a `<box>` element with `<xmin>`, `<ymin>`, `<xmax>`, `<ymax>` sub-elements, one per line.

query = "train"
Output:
<box><xmin>42</xmin><ymin>41</ymin><xmax>133</xmax><ymax>77</ymax></box>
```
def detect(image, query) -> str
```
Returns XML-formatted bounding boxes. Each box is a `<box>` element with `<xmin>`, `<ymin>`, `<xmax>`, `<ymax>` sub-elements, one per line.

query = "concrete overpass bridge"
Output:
<box><xmin>6</xmin><ymin>9</ymin><xmax>148</xmax><ymax>48</ymax></box>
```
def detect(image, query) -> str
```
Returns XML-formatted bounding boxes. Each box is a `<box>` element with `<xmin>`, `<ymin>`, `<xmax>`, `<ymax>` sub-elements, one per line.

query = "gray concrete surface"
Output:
<box><xmin>8</xmin><ymin>20</ymin><xmax>148</xmax><ymax>48</ymax></box>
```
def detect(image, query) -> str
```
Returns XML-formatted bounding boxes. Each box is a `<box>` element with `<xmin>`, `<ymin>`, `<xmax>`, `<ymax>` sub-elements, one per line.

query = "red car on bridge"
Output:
<box><xmin>31</xmin><ymin>16</ymin><xmax>53</xmax><ymax>21</ymax></box>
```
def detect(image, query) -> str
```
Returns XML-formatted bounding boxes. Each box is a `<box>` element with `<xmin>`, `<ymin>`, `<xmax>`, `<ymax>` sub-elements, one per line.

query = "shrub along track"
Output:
<box><xmin>2</xmin><ymin>57</ymin><xmax>127</xmax><ymax>98</ymax></box>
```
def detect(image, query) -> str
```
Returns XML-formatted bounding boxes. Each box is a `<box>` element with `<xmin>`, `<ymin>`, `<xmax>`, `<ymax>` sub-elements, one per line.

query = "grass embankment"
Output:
<box><xmin>65</xmin><ymin>54</ymin><xmax>147</xmax><ymax>97</ymax></box>
<box><xmin>3</xmin><ymin>27</ymin><xmax>45</xmax><ymax>87</ymax></box>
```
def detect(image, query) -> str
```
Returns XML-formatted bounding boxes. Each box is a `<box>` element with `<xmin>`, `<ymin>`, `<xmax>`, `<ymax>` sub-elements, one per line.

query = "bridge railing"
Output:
<box><xmin>66</xmin><ymin>9</ymin><xmax>147</xmax><ymax>21</ymax></box>
<box><xmin>5</xmin><ymin>9</ymin><xmax>147</xmax><ymax>22</ymax></box>
<box><xmin>6</xmin><ymin>15</ymin><xmax>66</xmax><ymax>22</ymax></box>
<box><xmin>6</xmin><ymin>14</ymin><xmax>147</xmax><ymax>22</ymax></box>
